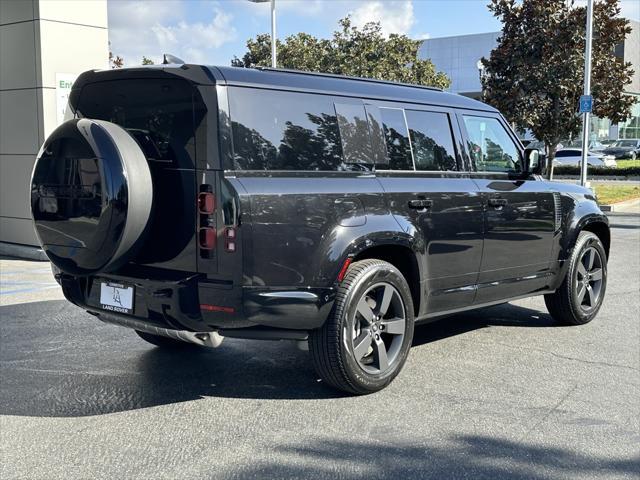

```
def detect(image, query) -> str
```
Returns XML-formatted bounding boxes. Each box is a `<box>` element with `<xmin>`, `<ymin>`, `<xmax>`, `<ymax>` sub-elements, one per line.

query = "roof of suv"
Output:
<box><xmin>71</xmin><ymin>64</ymin><xmax>497</xmax><ymax>114</ymax></box>
<box><xmin>211</xmin><ymin>65</ymin><xmax>497</xmax><ymax>112</ymax></box>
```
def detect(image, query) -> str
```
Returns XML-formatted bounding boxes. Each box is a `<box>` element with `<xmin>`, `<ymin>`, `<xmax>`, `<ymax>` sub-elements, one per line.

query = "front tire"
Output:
<box><xmin>309</xmin><ymin>259</ymin><xmax>415</xmax><ymax>395</ymax></box>
<box><xmin>544</xmin><ymin>231</ymin><xmax>607</xmax><ymax>325</ymax></box>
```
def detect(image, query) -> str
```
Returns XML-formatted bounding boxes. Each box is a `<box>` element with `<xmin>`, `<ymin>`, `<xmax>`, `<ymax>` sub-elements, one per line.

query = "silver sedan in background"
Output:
<box><xmin>553</xmin><ymin>148</ymin><xmax>617</xmax><ymax>168</ymax></box>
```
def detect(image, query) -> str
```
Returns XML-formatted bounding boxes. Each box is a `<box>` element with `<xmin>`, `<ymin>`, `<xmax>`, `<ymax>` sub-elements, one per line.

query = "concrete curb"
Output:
<box><xmin>601</xmin><ymin>197</ymin><xmax>640</xmax><ymax>213</ymax></box>
<box><xmin>0</xmin><ymin>242</ymin><xmax>48</xmax><ymax>261</ymax></box>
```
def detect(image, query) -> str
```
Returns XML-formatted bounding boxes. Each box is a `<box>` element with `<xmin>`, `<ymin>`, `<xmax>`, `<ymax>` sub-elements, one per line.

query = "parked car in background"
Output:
<box><xmin>553</xmin><ymin>148</ymin><xmax>617</xmax><ymax>168</ymax></box>
<box><xmin>601</xmin><ymin>139</ymin><xmax>640</xmax><ymax>160</ymax></box>
<box><xmin>566</xmin><ymin>140</ymin><xmax>607</xmax><ymax>153</ymax></box>
<box><xmin>525</xmin><ymin>140</ymin><xmax>563</xmax><ymax>153</ymax></box>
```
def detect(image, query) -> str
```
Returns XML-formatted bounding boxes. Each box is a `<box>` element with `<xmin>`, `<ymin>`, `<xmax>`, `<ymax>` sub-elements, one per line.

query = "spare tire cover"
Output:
<box><xmin>31</xmin><ymin>118</ymin><xmax>153</xmax><ymax>275</ymax></box>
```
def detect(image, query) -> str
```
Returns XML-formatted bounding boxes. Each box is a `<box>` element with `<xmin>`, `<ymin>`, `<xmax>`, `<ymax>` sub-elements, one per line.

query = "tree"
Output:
<box><xmin>142</xmin><ymin>56</ymin><xmax>154</xmax><ymax>65</ymax></box>
<box><xmin>109</xmin><ymin>41</ymin><xmax>124</xmax><ymax>69</ymax></box>
<box><xmin>232</xmin><ymin>16</ymin><xmax>450</xmax><ymax>89</ymax></box>
<box><xmin>481</xmin><ymin>0</ymin><xmax>634</xmax><ymax>176</ymax></box>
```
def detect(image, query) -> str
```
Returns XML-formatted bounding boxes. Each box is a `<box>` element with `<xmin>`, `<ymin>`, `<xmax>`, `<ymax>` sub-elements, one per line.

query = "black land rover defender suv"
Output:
<box><xmin>30</xmin><ymin>65</ymin><xmax>610</xmax><ymax>394</ymax></box>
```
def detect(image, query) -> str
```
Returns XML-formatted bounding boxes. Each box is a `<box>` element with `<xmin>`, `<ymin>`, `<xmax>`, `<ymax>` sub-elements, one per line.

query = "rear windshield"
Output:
<box><xmin>74</xmin><ymin>78</ymin><xmax>203</xmax><ymax>169</ymax></box>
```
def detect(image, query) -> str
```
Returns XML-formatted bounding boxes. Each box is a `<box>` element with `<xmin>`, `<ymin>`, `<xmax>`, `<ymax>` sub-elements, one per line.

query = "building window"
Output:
<box><xmin>619</xmin><ymin>94</ymin><xmax>640</xmax><ymax>139</ymax></box>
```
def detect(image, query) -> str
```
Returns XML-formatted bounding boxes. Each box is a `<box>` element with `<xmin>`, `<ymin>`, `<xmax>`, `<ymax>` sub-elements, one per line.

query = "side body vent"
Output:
<box><xmin>553</xmin><ymin>192</ymin><xmax>562</xmax><ymax>232</ymax></box>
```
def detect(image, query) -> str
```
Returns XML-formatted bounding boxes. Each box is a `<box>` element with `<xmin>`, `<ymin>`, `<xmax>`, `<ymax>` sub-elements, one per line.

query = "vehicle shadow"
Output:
<box><xmin>231</xmin><ymin>436</ymin><xmax>640</xmax><ymax>480</ymax></box>
<box><xmin>1</xmin><ymin>299</ymin><xmax>555</xmax><ymax>417</ymax></box>
<box><xmin>412</xmin><ymin>302</ymin><xmax>557</xmax><ymax>348</ymax></box>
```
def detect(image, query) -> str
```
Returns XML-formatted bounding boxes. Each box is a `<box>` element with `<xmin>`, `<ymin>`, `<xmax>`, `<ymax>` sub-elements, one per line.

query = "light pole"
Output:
<box><xmin>579</xmin><ymin>0</ymin><xmax>594</xmax><ymax>187</ymax></box>
<box><xmin>249</xmin><ymin>0</ymin><xmax>277</xmax><ymax>68</ymax></box>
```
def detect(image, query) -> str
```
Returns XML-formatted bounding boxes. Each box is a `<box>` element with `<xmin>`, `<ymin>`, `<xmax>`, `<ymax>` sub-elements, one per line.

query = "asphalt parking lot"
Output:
<box><xmin>1</xmin><ymin>212</ymin><xmax>638</xmax><ymax>480</ymax></box>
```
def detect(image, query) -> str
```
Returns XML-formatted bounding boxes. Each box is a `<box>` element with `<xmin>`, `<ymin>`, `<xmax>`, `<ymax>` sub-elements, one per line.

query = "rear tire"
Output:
<box><xmin>135</xmin><ymin>330</ymin><xmax>200</xmax><ymax>349</ymax></box>
<box><xmin>309</xmin><ymin>259</ymin><xmax>415</xmax><ymax>395</ymax></box>
<box><xmin>544</xmin><ymin>231</ymin><xmax>607</xmax><ymax>325</ymax></box>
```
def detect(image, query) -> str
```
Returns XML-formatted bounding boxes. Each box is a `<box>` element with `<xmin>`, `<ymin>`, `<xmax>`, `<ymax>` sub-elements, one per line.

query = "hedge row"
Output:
<box><xmin>553</xmin><ymin>165</ymin><xmax>640</xmax><ymax>177</ymax></box>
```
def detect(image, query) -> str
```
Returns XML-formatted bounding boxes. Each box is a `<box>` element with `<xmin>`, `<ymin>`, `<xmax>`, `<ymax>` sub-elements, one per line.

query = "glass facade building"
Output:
<box><xmin>418</xmin><ymin>21</ymin><xmax>640</xmax><ymax>142</ymax></box>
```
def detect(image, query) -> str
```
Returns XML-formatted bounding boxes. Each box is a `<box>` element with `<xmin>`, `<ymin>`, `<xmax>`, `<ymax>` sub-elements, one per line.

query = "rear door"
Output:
<box><xmin>75</xmin><ymin>77</ymin><xmax>204</xmax><ymax>273</ymax></box>
<box><xmin>458</xmin><ymin>113</ymin><xmax>556</xmax><ymax>303</ymax></box>
<box><xmin>370</xmin><ymin>103</ymin><xmax>484</xmax><ymax>315</ymax></box>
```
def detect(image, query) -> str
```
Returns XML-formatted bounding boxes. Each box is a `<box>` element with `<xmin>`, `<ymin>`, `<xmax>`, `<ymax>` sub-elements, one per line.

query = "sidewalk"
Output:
<box><xmin>601</xmin><ymin>197</ymin><xmax>640</xmax><ymax>213</ymax></box>
<box><xmin>0</xmin><ymin>257</ymin><xmax>63</xmax><ymax>307</ymax></box>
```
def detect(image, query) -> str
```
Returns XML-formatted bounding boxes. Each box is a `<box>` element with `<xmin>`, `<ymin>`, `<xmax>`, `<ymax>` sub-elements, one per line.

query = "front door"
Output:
<box><xmin>459</xmin><ymin>113</ymin><xmax>556</xmax><ymax>304</ymax></box>
<box><xmin>370</xmin><ymin>105</ymin><xmax>484</xmax><ymax>316</ymax></box>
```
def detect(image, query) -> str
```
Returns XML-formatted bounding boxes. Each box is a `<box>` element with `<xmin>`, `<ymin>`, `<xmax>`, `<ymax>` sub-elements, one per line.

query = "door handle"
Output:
<box><xmin>408</xmin><ymin>199</ymin><xmax>433</xmax><ymax>210</ymax></box>
<box><xmin>488</xmin><ymin>198</ymin><xmax>508</xmax><ymax>208</ymax></box>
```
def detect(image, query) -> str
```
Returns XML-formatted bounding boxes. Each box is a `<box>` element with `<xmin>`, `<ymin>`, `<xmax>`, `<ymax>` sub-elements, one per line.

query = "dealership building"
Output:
<box><xmin>419</xmin><ymin>21</ymin><xmax>640</xmax><ymax>140</ymax></box>
<box><xmin>0</xmin><ymin>2</ymin><xmax>638</xmax><ymax>255</ymax></box>
<box><xmin>0</xmin><ymin>0</ymin><xmax>108</xmax><ymax>257</ymax></box>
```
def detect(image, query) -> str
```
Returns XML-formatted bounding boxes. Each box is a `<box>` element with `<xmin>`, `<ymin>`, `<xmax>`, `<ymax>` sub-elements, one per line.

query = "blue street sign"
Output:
<box><xmin>579</xmin><ymin>95</ymin><xmax>593</xmax><ymax>113</ymax></box>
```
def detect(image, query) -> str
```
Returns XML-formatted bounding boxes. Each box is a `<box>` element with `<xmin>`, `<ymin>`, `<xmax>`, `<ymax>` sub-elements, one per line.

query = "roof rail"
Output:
<box><xmin>254</xmin><ymin>66</ymin><xmax>443</xmax><ymax>92</ymax></box>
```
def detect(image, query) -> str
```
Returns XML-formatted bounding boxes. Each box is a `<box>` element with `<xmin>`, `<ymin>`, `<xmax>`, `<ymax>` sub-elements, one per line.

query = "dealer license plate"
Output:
<box><xmin>99</xmin><ymin>282</ymin><xmax>134</xmax><ymax>314</ymax></box>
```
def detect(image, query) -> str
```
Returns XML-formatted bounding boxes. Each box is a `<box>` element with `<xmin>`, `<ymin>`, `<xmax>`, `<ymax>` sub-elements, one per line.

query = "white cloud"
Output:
<box><xmin>350</xmin><ymin>1</ymin><xmax>415</xmax><ymax>36</ymax></box>
<box><xmin>151</xmin><ymin>10</ymin><xmax>237</xmax><ymax>63</ymax></box>
<box><xmin>573</xmin><ymin>0</ymin><xmax>639</xmax><ymax>22</ymax></box>
<box><xmin>108</xmin><ymin>0</ymin><xmax>236</xmax><ymax>66</ymax></box>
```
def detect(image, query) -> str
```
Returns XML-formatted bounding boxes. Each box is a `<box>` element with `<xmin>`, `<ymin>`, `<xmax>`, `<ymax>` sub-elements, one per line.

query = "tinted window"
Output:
<box><xmin>555</xmin><ymin>150</ymin><xmax>577</xmax><ymax>158</ymax></box>
<box><xmin>335</xmin><ymin>103</ymin><xmax>373</xmax><ymax>169</ymax></box>
<box><xmin>229</xmin><ymin>88</ymin><xmax>342</xmax><ymax>171</ymax></box>
<box><xmin>75</xmin><ymin>79</ymin><xmax>200</xmax><ymax>169</ymax></box>
<box><xmin>380</xmin><ymin>107</ymin><xmax>414</xmax><ymax>170</ymax></box>
<box><xmin>463</xmin><ymin>116</ymin><xmax>521</xmax><ymax>173</ymax></box>
<box><xmin>364</xmin><ymin>105</ymin><xmax>388</xmax><ymax>168</ymax></box>
<box><xmin>405</xmin><ymin>110</ymin><xmax>457</xmax><ymax>171</ymax></box>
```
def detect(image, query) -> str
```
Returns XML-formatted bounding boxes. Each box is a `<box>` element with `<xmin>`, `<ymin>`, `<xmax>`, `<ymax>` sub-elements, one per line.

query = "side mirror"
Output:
<box><xmin>524</xmin><ymin>147</ymin><xmax>546</xmax><ymax>175</ymax></box>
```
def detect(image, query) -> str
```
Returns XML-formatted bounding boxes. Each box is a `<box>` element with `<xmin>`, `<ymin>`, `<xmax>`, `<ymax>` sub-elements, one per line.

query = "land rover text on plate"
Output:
<box><xmin>30</xmin><ymin>64</ymin><xmax>610</xmax><ymax>394</ymax></box>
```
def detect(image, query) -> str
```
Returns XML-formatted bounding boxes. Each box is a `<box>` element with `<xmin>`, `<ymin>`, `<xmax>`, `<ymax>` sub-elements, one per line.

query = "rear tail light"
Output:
<box><xmin>198</xmin><ymin>186</ymin><xmax>215</xmax><ymax>256</ymax></box>
<box><xmin>198</xmin><ymin>192</ymin><xmax>215</xmax><ymax>214</ymax></box>
<box><xmin>198</xmin><ymin>184</ymin><xmax>236</xmax><ymax>256</ymax></box>
<box><xmin>199</xmin><ymin>227</ymin><xmax>216</xmax><ymax>250</ymax></box>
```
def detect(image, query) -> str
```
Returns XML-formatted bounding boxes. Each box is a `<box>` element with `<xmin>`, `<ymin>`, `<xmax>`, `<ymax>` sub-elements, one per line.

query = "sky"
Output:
<box><xmin>107</xmin><ymin>0</ymin><xmax>640</xmax><ymax>67</ymax></box>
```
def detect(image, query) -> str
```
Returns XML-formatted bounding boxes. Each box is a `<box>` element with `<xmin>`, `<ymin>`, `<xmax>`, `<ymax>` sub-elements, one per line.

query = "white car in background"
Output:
<box><xmin>553</xmin><ymin>148</ymin><xmax>617</xmax><ymax>168</ymax></box>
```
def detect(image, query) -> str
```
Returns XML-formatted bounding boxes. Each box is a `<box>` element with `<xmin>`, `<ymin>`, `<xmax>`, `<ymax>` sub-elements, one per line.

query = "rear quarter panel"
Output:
<box><xmin>232</xmin><ymin>171</ymin><xmax>414</xmax><ymax>287</ymax></box>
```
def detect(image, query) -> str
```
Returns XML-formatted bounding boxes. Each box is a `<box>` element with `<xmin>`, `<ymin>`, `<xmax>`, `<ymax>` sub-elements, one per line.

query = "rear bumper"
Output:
<box><xmin>56</xmin><ymin>272</ymin><xmax>335</xmax><ymax>334</ymax></box>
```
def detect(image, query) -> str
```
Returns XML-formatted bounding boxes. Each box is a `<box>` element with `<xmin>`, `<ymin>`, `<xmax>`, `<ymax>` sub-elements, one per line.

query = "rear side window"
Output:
<box><xmin>229</xmin><ymin>88</ymin><xmax>342</xmax><ymax>171</ymax></box>
<box><xmin>75</xmin><ymin>78</ymin><xmax>201</xmax><ymax>169</ymax></box>
<box><xmin>335</xmin><ymin>103</ymin><xmax>374</xmax><ymax>169</ymax></box>
<box><xmin>405</xmin><ymin>110</ymin><xmax>457</xmax><ymax>171</ymax></box>
<box><xmin>380</xmin><ymin>107</ymin><xmax>413</xmax><ymax>170</ymax></box>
